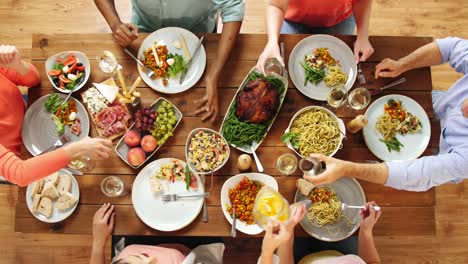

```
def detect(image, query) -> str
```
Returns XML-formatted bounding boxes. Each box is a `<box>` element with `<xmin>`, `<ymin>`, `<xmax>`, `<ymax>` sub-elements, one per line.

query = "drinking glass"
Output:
<box><xmin>298</xmin><ymin>157</ymin><xmax>322</xmax><ymax>177</ymax></box>
<box><xmin>327</xmin><ymin>87</ymin><xmax>348</xmax><ymax>110</ymax></box>
<box><xmin>68</xmin><ymin>155</ymin><xmax>95</xmax><ymax>172</ymax></box>
<box><xmin>253</xmin><ymin>187</ymin><xmax>290</xmax><ymax>230</ymax></box>
<box><xmin>264</xmin><ymin>58</ymin><xmax>283</xmax><ymax>76</ymax></box>
<box><xmin>96</xmin><ymin>51</ymin><xmax>118</xmax><ymax>74</ymax></box>
<box><xmin>276</xmin><ymin>153</ymin><xmax>298</xmax><ymax>176</ymax></box>
<box><xmin>348</xmin><ymin>87</ymin><xmax>371</xmax><ymax>110</ymax></box>
<box><xmin>101</xmin><ymin>176</ymin><xmax>128</xmax><ymax>198</ymax></box>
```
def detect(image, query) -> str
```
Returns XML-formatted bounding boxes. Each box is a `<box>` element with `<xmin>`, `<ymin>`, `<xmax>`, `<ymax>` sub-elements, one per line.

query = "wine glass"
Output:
<box><xmin>96</xmin><ymin>51</ymin><xmax>118</xmax><ymax>74</ymax></box>
<box><xmin>264</xmin><ymin>58</ymin><xmax>283</xmax><ymax>76</ymax></box>
<box><xmin>68</xmin><ymin>155</ymin><xmax>95</xmax><ymax>173</ymax></box>
<box><xmin>348</xmin><ymin>87</ymin><xmax>371</xmax><ymax>110</ymax></box>
<box><xmin>101</xmin><ymin>176</ymin><xmax>128</xmax><ymax>198</ymax></box>
<box><xmin>326</xmin><ymin>87</ymin><xmax>348</xmax><ymax>110</ymax></box>
<box><xmin>276</xmin><ymin>153</ymin><xmax>298</xmax><ymax>176</ymax></box>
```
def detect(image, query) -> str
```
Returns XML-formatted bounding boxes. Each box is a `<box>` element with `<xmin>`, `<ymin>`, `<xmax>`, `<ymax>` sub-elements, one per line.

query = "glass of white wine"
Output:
<box><xmin>68</xmin><ymin>155</ymin><xmax>96</xmax><ymax>173</ymax></box>
<box><xmin>96</xmin><ymin>51</ymin><xmax>118</xmax><ymax>74</ymax></box>
<box><xmin>327</xmin><ymin>87</ymin><xmax>348</xmax><ymax>110</ymax></box>
<box><xmin>276</xmin><ymin>153</ymin><xmax>298</xmax><ymax>175</ymax></box>
<box><xmin>101</xmin><ymin>176</ymin><xmax>128</xmax><ymax>198</ymax></box>
<box><xmin>348</xmin><ymin>87</ymin><xmax>371</xmax><ymax>110</ymax></box>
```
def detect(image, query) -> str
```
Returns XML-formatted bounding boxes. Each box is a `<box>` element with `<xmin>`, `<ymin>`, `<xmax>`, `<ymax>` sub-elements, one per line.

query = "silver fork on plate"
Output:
<box><xmin>161</xmin><ymin>192</ymin><xmax>210</xmax><ymax>202</ymax></box>
<box><xmin>40</xmin><ymin>133</ymin><xmax>70</xmax><ymax>155</ymax></box>
<box><xmin>124</xmin><ymin>48</ymin><xmax>154</xmax><ymax>78</ymax></box>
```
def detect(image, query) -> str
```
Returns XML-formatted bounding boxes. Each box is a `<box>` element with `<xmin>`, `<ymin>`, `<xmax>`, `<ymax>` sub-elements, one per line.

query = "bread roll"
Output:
<box><xmin>31</xmin><ymin>194</ymin><xmax>42</xmax><ymax>213</ymax></box>
<box><xmin>296</xmin><ymin>178</ymin><xmax>315</xmax><ymax>196</ymax></box>
<box><xmin>41</xmin><ymin>182</ymin><xmax>60</xmax><ymax>200</ymax></box>
<box><xmin>37</xmin><ymin>197</ymin><xmax>53</xmax><ymax>218</ymax></box>
<box><xmin>30</xmin><ymin>180</ymin><xmax>45</xmax><ymax>199</ymax></box>
<box><xmin>56</xmin><ymin>192</ymin><xmax>78</xmax><ymax>211</ymax></box>
<box><xmin>56</xmin><ymin>174</ymin><xmax>72</xmax><ymax>194</ymax></box>
<box><xmin>45</xmin><ymin>172</ymin><xmax>60</xmax><ymax>186</ymax></box>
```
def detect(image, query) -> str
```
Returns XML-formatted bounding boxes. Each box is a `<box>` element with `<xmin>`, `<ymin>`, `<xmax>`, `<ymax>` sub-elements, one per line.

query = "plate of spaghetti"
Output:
<box><xmin>220</xmin><ymin>173</ymin><xmax>278</xmax><ymax>235</ymax></box>
<box><xmin>294</xmin><ymin>177</ymin><xmax>365</xmax><ymax>242</ymax></box>
<box><xmin>282</xmin><ymin>106</ymin><xmax>346</xmax><ymax>158</ymax></box>
<box><xmin>137</xmin><ymin>27</ymin><xmax>206</xmax><ymax>94</ymax></box>
<box><xmin>363</xmin><ymin>94</ymin><xmax>430</xmax><ymax>161</ymax></box>
<box><xmin>289</xmin><ymin>35</ymin><xmax>357</xmax><ymax>101</ymax></box>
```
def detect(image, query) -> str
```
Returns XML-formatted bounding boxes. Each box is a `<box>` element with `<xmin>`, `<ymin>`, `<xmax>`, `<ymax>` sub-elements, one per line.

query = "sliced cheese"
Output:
<box><xmin>93</xmin><ymin>82</ymin><xmax>119</xmax><ymax>103</ymax></box>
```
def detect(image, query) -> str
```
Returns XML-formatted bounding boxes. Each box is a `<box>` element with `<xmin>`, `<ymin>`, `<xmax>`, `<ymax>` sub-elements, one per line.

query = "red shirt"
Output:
<box><xmin>285</xmin><ymin>0</ymin><xmax>354</xmax><ymax>28</ymax></box>
<box><xmin>0</xmin><ymin>64</ymin><xmax>70</xmax><ymax>186</ymax></box>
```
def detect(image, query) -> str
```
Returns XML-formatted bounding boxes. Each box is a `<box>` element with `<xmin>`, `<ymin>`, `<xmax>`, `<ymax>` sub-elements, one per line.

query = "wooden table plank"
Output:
<box><xmin>31</xmin><ymin>60</ymin><xmax>432</xmax><ymax>91</ymax></box>
<box><xmin>15</xmin><ymin>203</ymin><xmax>435</xmax><ymax>236</ymax></box>
<box><xmin>31</xmin><ymin>34</ymin><xmax>433</xmax><ymax>63</ymax></box>
<box><xmin>18</xmin><ymin>175</ymin><xmax>435</xmax><ymax>207</ymax></box>
<box><xmin>26</xmin><ymin>87</ymin><xmax>436</xmax><ymax>119</ymax></box>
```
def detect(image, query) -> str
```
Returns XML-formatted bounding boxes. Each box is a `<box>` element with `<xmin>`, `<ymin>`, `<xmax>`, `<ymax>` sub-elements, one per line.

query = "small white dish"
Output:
<box><xmin>45</xmin><ymin>51</ymin><xmax>91</xmax><ymax>94</ymax></box>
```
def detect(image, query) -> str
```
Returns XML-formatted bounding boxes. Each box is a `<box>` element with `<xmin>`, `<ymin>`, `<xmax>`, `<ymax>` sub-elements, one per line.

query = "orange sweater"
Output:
<box><xmin>0</xmin><ymin>64</ymin><xmax>70</xmax><ymax>186</ymax></box>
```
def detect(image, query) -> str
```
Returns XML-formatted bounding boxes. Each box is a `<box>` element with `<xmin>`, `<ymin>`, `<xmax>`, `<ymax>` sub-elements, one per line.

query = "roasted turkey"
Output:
<box><xmin>235</xmin><ymin>78</ymin><xmax>279</xmax><ymax>124</ymax></box>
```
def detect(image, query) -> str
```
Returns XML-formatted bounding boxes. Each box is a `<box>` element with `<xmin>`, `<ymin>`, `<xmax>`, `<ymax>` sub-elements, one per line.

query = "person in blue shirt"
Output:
<box><xmin>94</xmin><ymin>0</ymin><xmax>245</xmax><ymax>123</ymax></box>
<box><xmin>304</xmin><ymin>37</ymin><xmax>468</xmax><ymax>192</ymax></box>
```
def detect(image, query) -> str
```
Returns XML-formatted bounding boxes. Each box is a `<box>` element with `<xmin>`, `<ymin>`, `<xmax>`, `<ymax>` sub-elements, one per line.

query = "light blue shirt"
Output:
<box><xmin>131</xmin><ymin>0</ymin><xmax>245</xmax><ymax>33</ymax></box>
<box><xmin>386</xmin><ymin>37</ymin><xmax>468</xmax><ymax>191</ymax></box>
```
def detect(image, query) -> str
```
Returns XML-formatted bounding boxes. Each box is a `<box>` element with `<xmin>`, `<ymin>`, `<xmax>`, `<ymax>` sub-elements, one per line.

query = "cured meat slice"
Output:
<box><xmin>70</xmin><ymin>118</ymin><xmax>81</xmax><ymax>135</ymax></box>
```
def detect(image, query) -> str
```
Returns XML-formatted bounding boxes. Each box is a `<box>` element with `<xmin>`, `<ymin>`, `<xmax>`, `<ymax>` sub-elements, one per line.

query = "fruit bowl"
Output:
<box><xmin>114</xmin><ymin>97</ymin><xmax>183</xmax><ymax>169</ymax></box>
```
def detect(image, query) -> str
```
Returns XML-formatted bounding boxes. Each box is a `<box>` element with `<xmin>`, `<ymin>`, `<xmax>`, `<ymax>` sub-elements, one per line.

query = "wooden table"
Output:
<box><xmin>16</xmin><ymin>33</ymin><xmax>437</xmax><ymax>237</ymax></box>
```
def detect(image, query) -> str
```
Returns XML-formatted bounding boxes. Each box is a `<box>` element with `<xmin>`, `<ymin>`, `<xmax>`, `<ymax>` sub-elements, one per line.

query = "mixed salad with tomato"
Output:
<box><xmin>44</xmin><ymin>93</ymin><xmax>81</xmax><ymax>136</ymax></box>
<box><xmin>48</xmin><ymin>54</ymin><xmax>85</xmax><ymax>90</ymax></box>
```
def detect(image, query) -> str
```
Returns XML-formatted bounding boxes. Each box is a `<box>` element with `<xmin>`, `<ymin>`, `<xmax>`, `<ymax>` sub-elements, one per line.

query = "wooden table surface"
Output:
<box><xmin>16</xmin><ymin>33</ymin><xmax>437</xmax><ymax>237</ymax></box>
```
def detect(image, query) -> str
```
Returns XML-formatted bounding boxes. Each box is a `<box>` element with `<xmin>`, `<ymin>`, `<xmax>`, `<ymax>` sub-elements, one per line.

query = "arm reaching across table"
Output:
<box><xmin>0</xmin><ymin>137</ymin><xmax>112</xmax><ymax>187</ymax></box>
<box><xmin>195</xmin><ymin>0</ymin><xmax>244</xmax><ymax>123</ymax></box>
<box><xmin>352</xmin><ymin>0</ymin><xmax>374</xmax><ymax>62</ymax></box>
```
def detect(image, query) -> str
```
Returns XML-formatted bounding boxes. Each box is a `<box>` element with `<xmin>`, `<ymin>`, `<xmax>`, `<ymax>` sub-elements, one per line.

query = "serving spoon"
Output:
<box><xmin>251</xmin><ymin>142</ymin><xmax>264</xmax><ymax>172</ymax></box>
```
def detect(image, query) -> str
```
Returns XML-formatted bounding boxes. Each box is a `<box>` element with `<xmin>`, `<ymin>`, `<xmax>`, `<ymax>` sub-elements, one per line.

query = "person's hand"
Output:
<box><xmin>354</xmin><ymin>37</ymin><xmax>374</xmax><ymax>62</ymax></box>
<box><xmin>111</xmin><ymin>22</ymin><xmax>139</xmax><ymax>47</ymax></box>
<box><xmin>0</xmin><ymin>45</ymin><xmax>22</xmax><ymax>67</ymax></box>
<box><xmin>65</xmin><ymin>137</ymin><xmax>113</xmax><ymax>160</ymax></box>
<box><xmin>360</xmin><ymin>201</ymin><xmax>382</xmax><ymax>234</ymax></box>
<box><xmin>194</xmin><ymin>79</ymin><xmax>219</xmax><ymax>123</ymax></box>
<box><xmin>374</xmin><ymin>58</ymin><xmax>406</xmax><ymax>79</ymax></box>
<box><xmin>256</xmin><ymin>41</ymin><xmax>284</xmax><ymax>75</ymax></box>
<box><xmin>262</xmin><ymin>221</ymin><xmax>291</xmax><ymax>255</ymax></box>
<box><xmin>92</xmin><ymin>203</ymin><xmax>115</xmax><ymax>247</ymax></box>
<box><xmin>286</xmin><ymin>203</ymin><xmax>306</xmax><ymax>232</ymax></box>
<box><xmin>304</xmin><ymin>154</ymin><xmax>351</xmax><ymax>186</ymax></box>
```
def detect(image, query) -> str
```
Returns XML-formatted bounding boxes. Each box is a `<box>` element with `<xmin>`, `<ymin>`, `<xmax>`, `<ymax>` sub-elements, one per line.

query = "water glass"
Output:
<box><xmin>264</xmin><ymin>58</ymin><xmax>283</xmax><ymax>76</ymax></box>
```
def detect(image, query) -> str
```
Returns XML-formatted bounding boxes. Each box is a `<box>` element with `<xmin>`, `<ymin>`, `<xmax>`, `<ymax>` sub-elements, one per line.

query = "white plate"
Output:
<box><xmin>284</xmin><ymin>106</ymin><xmax>346</xmax><ymax>158</ymax></box>
<box><xmin>26</xmin><ymin>170</ymin><xmax>80</xmax><ymax>223</ymax></box>
<box><xmin>294</xmin><ymin>177</ymin><xmax>365</xmax><ymax>242</ymax></box>
<box><xmin>22</xmin><ymin>94</ymin><xmax>90</xmax><ymax>156</ymax></box>
<box><xmin>45</xmin><ymin>51</ymin><xmax>91</xmax><ymax>94</ymax></box>
<box><xmin>220</xmin><ymin>173</ymin><xmax>278</xmax><ymax>235</ymax></box>
<box><xmin>137</xmin><ymin>27</ymin><xmax>206</xmax><ymax>94</ymax></box>
<box><xmin>132</xmin><ymin>158</ymin><xmax>204</xmax><ymax>231</ymax></box>
<box><xmin>363</xmin><ymin>94</ymin><xmax>431</xmax><ymax>161</ymax></box>
<box><xmin>288</xmin><ymin>35</ymin><xmax>357</xmax><ymax>101</ymax></box>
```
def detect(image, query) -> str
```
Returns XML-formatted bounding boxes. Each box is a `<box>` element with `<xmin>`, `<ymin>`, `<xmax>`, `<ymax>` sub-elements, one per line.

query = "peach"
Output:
<box><xmin>124</xmin><ymin>130</ymin><xmax>141</xmax><ymax>148</ymax></box>
<box><xmin>141</xmin><ymin>135</ymin><xmax>158</xmax><ymax>153</ymax></box>
<box><xmin>127</xmin><ymin>147</ymin><xmax>146</xmax><ymax>167</ymax></box>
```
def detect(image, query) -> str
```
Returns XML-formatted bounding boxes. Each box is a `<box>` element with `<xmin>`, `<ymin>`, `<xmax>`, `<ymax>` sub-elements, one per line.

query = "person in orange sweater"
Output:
<box><xmin>0</xmin><ymin>45</ymin><xmax>113</xmax><ymax>187</ymax></box>
<box><xmin>257</xmin><ymin>0</ymin><xmax>374</xmax><ymax>73</ymax></box>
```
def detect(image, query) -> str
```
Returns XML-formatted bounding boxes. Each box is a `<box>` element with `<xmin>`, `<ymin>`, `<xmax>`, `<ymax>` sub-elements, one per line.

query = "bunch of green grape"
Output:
<box><xmin>149</xmin><ymin>100</ymin><xmax>178</xmax><ymax>146</ymax></box>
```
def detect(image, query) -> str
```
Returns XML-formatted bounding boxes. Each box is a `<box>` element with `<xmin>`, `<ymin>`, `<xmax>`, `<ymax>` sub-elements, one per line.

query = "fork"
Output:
<box><xmin>161</xmin><ymin>192</ymin><xmax>210</xmax><ymax>202</ymax></box>
<box><xmin>357</xmin><ymin>63</ymin><xmax>366</xmax><ymax>84</ymax></box>
<box><xmin>341</xmin><ymin>202</ymin><xmax>381</xmax><ymax>211</ymax></box>
<box><xmin>40</xmin><ymin>133</ymin><xmax>70</xmax><ymax>155</ymax></box>
<box><xmin>124</xmin><ymin>48</ymin><xmax>154</xmax><ymax>78</ymax></box>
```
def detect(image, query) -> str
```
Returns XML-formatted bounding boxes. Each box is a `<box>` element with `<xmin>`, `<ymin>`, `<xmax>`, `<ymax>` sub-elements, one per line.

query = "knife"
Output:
<box><xmin>124</xmin><ymin>48</ymin><xmax>154</xmax><ymax>78</ymax></box>
<box><xmin>63</xmin><ymin>167</ymin><xmax>83</xmax><ymax>176</ymax></box>
<box><xmin>370</xmin><ymin>77</ymin><xmax>407</xmax><ymax>96</ymax></box>
<box><xmin>179</xmin><ymin>36</ymin><xmax>205</xmax><ymax>84</ymax></box>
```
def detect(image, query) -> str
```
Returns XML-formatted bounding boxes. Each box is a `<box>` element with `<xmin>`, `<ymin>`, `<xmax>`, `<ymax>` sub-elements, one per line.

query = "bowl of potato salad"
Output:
<box><xmin>185</xmin><ymin>128</ymin><xmax>230</xmax><ymax>174</ymax></box>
